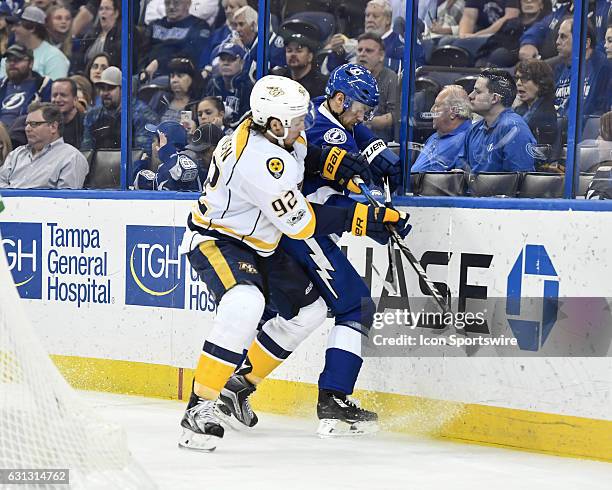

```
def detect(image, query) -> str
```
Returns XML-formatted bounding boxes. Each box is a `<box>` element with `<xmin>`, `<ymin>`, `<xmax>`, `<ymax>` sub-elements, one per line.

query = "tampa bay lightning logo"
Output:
<box><xmin>323</xmin><ymin>128</ymin><xmax>347</xmax><ymax>145</ymax></box>
<box><xmin>2</xmin><ymin>92</ymin><xmax>26</xmax><ymax>111</ymax></box>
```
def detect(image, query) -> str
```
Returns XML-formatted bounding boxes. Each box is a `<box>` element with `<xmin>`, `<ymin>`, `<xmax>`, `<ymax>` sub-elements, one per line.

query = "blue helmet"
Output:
<box><xmin>325</xmin><ymin>63</ymin><xmax>380</xmax><ymax>111</ymax></box>
<box><xmin>145</xmin><ymin>121</ymin><xmax>187</xmax><ymax>149</ymax></box>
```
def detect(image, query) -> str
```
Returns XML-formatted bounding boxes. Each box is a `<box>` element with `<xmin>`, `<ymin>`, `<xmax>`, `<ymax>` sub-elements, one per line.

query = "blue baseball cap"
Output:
<box><xmin>212</xmin><ymin>42</ymin><xmax>246</xmax><ymax>60</ymax></box>
<box><xmin>0</xmin><ymin>2</ymin><xmax>12</xmax><ymax>17</ymax></box>
<box><xmin>145</xmin><ymin>121</ymin><xmax>187</xmax><ymax>149</ymax></box>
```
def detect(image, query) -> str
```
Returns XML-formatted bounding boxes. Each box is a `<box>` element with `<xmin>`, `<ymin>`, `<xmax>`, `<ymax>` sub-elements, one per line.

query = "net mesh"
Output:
<box><xmin>0</xmin><ymin>246</ymin><xmax>157</xmax><ymax>489</ymax></box>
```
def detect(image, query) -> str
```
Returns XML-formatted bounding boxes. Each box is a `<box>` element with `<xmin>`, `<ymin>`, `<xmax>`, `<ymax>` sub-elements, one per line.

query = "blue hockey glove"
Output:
<box><xmin>362</xmin><ymin>138</ymin><xmax>402</xmax><ymax>192</ymax></box>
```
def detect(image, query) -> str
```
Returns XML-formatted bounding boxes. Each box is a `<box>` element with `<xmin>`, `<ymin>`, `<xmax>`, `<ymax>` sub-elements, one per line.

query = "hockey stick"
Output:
<box><xmin>383</xmin><ymin>176</ymin><xmax>399</xmax><ymax>294</ymax></box>
<box><xmin>354</xmin><ymin>178</ymin><xmax>451</xmax><ymax>315</ymax></box>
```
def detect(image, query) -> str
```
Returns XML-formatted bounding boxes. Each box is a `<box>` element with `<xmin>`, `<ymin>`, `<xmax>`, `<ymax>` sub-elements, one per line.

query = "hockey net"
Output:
<box><xmin>0</xmin><ymin>242</ymin><xmax>156</xmax><ymax>489</ymax></box>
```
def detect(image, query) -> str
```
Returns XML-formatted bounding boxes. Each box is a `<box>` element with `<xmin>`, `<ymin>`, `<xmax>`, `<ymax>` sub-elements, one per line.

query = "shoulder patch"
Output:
<box><xmin>323</xmin><ymin>128</ymin><xmax>348</xmax><ymax>145</ymax></box>
<box><xmin>274</xmin><ymin>36</ymin><xmax>284</xmax><ymax>48</ymax></box>
<box><xmin>266</xmin><ymin>157</ymin><xmax>285</xmax><ymax>179</ymax></box>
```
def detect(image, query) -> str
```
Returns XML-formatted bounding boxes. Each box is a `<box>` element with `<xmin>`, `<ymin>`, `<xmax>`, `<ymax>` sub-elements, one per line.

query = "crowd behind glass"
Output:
<box><xmin>0</xmin><ymin>0</ymin><xmax>609</xmax><ymax>197</ymax></box>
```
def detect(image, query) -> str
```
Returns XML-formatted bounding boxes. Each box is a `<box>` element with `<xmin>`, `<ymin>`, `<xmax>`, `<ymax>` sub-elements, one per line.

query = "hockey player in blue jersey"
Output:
<box><xmin>218</xmin><ymin>64</ymin><xmax>406</xmax><ymax>436</ymax></box>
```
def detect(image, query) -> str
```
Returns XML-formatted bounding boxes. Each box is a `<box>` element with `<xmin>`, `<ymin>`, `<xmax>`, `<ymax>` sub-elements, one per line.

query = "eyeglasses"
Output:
<box><xmin>515</xmin><ymin>74</ymin><xmax>532</xmax><ymax>82</ymax></box>
<box><xmin>25</xmin><ymin>120</ymin><xmax>50</xmax><ymax>128</ymax></box>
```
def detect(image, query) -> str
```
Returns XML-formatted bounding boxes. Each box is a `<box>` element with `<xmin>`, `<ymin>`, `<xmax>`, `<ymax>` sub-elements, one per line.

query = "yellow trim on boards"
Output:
<box><xmin>50</xmin><ymin>355</ymin><xmax>612</xmax><ymax>462</ymax></box>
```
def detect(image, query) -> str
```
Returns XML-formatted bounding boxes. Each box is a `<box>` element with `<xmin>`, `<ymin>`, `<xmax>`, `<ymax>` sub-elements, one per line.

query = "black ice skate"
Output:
<box><xmin>178</xmin><ymin>392</ymin><xmax>224</xmax><ymax>451</ymax></box>
<box><xmin>316</xmin><ymin>389</ymin><xmax>379</xmax><ymax>437</ymax></box>
<box><xmin>216</xmin><ymin>374</ymin><xmax>258</xmax><ymax>429</ymax></box>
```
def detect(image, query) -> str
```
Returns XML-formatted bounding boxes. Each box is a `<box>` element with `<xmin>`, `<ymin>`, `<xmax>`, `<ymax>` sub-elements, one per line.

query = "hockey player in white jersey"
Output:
<box><xmin>178</xmin><ymin>75</ymin><xmax>410</xmax><ymax>451</ymax></box>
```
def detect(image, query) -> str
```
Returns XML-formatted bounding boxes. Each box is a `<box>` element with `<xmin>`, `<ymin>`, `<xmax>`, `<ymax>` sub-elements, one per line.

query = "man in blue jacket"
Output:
<box><xmin>462</xmin><ymin>69</ymin><xmax>536</xmax><ymax>173</ymax></box>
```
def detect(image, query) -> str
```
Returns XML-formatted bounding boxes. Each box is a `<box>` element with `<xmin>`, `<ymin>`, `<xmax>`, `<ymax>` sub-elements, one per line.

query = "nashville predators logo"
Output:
<box><xmin>266</xmin><ymin>86</ymin><xmax>285</xmax><ymax>97</ymax></box>
<box><xmin>238</xmin><ymin>262</ymin><xmax>258</xmax><ymax>274</ymax></box>
<box><xmin>267</xmin><ymin>157</ymin><xmax>284</xmax><ymax>179</ymax></box>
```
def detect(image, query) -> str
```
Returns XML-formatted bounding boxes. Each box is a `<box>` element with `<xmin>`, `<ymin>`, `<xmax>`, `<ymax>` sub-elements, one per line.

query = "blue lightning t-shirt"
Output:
<box><xmin>461</xmin><ymin>109</ymin><xmax>536</xmax><ymax>173</ymax></box>
<box><xmin>554</xmin><ymin>50</ymin><xmax>610</xmax><ymax>118</ymax></box>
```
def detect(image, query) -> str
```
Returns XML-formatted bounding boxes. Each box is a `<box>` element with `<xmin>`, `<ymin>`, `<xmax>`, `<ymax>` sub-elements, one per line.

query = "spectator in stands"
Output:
<box><xmin>70</xmin><ymin>74</ymin><xmax>93</xmax><ymax>112</ymax></box>
<box><xmin>356</xmin><ymin>33</ymin><xmax>398</xmax><ymax>142</ymax></box>
<box><xmin>154</xmin><ymin>57</ymin><xmax>204</xmax><ymax>123</ymax></box>
<box><xmin>518</xmin><ymin>0</ymin><xmax>569</xmax><ymax>61</ymax></box>
<box><xmin>425</xmin><ymin>0</ymin><xmax>465</xmax><ymax>38</ymax></box>
<box><xmin>412</xmin><ymin>85</ymin><xmax>473</xmax><ymax>172</ymax></box>
<box><xmin>82</xmin><ymin>66</ymin><xmax>158</xmax><ymax>150</ymax></box>
<box><xmin>1</xmin><ymin>6</ymin><xmax>69</xmax><ymax>80</ymax></box>
<box><xmin>85</xmin><ymin>52</ymin><xmax>110</xmax><ymax>107</ymax></box>
<box><xmin>46</xmin><ymin>5</ymin><xmax>73</xmax><ymax>58</ymax></box>
<box><xmin>324</xmin><ymin>0</ymin><xmax>404</xmax><ymax>74</ymax></box>
<box><xmin>0</xmin><ymin>102</ymin><xmax>88</xmax><ymax>188</ymax></box>
<box><xmin>578</xmin><ymin>111</ymin><xmax>612</xmax><ymax>172</ymax></box>
<box><xmin>144</xmin><ymin>0</ymin><xmax>219</xmax><ymax>27</ymax></box>
<box><xmin>458</xmin><ymin>0</ymin><xmax>520</xmax><ymax>38</ymax></box>
<box><xmin>229</xmin><ymin>5</ymin><xmax>285</xmax><ymax>82</ymax></box>
<box><xmin>605</xmin><ymin>25</ymin><xmax>612</xmax><ymax>59</ymax></box>
<box><xmin>0</xmin><ymin>2</ymin><xmax>11</xmax><ymax>54</ymax></box>
<box><xmin>0</xmin><ymin>44</ymin><xmax>52</xmax><ymax>129</ymax></box>
<box><xmin>553</xmin><ymin>18</ymin><xmax>610</xmax><ymax>118</ymax></box>
<box><xmin>205</xmin><ymin>42</ymin><xmax>252</xmax><ymax>124</ymax></box>
<box><xmin>513</xmin><ymin>59</ymin><xmax>557</xmax><ymax>145</ymax></box>
<box><xmin>462</xmin><ymin>69</ymin><xmax>536</xmax><ymax>172</ymax></box>
<box><xmin>51</xmin><ymin>78</ymin><xmax>84</xmax><ymax>148</ymax></box>
<box><xmin>141</xmin><ymin>0</ymin><xmax>212</xmax><ymax>78</ymax></box>
<box><xmin>195</xmin><ymin>96</ymin><xmax>229</xmax><ymax>134</ymax></box>
<box><xmin>73</xmin><ymin>0</ymin><xmax>120</xmax><ymax>73</ymax></box>
<box><xmin>204</xmin><ymin>0</ymin><xmax>247</xmax><ymax>68</ymax></box>
<box><xmin>474</xmin><ymin>0</ymin><xmax>551</xmax><ymax>67</ymax></box>
<box><xmin>0</xmin><ymin>122</ymin><xmax>13</xmax><ymax>165</ymax></box>
<box><xmin>272</xmin><ymin>33</ymin><xmax>328</xmax><ymax>99</ymax></box>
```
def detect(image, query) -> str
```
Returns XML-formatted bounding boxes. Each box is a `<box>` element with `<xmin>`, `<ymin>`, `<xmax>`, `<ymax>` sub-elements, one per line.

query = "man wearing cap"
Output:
<box><xmin>205</xmin><ymin>42</ymin><xmax>252</xmax><ymax>125</ymax></box>
<box><xmin>81</xmin><ymin>66</ymin><xmax>158</xmax><ymax>151</ymax></box>
<box><xmin>0</xmin><ymin>6</ymin><xmax>69</xmax><ymax>80</ymax></box>
<box><xmin>0</xmin><ymin>43</ymin><xmax>51</xmax><ymax>129</ymax></box>
<box><xmin>0</xmin><ymin>102</ymin><xmax>88</xmax><ymax>189</ymax></box>
<box><xmin>273</xmin><ymin>33</ymin><xmax>328</xmax><ymax>99</ymax></box>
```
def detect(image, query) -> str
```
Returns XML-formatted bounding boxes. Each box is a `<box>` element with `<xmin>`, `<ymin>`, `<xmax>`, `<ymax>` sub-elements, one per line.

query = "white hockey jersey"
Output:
<box><xmin>182</xmin><ymin>119</ymin><xmax>316</xmax><ymax>256</ymax></box>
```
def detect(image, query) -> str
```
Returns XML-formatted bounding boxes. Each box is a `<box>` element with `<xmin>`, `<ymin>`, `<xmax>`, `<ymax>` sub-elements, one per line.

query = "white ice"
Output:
<box><xmin>87</xmin><ymin>392</ymin><xmax>612</xmax><ymax>490</ymax></box>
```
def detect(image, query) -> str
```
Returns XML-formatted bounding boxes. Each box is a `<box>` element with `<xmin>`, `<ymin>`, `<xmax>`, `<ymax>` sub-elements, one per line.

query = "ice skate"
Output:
<box><xmin>316</xmin><ymin>389</ymin><xmax>379</xmax><ymax>437</ymax></box>
<box><xmin>216</xmin><ymin>374</ymin><xmax>258</xmax><ymax>429</ymax></box>
<box><xmin>178</xmin><ymin>392</ymin><xmax>224</xmax><ymax>451</ymax></box>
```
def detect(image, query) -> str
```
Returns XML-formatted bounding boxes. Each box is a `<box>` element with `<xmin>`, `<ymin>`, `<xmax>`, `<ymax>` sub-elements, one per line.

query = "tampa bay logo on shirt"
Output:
<box><xmin>125</xmin><ymin>225</ymin><xmax>185</xmax><ymax>308</ymax></box>
<box><xmin>0</xmin><ymin>222</ymin><xmax>43</xmax><ymax>299</ymax></box>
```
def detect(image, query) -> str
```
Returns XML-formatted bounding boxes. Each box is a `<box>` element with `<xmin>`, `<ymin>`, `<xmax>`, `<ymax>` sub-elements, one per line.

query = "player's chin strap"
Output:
<box><xmin>266</xmin><ymin>127</ymin><xmax>289</xmax><ymax>148</ymax></box>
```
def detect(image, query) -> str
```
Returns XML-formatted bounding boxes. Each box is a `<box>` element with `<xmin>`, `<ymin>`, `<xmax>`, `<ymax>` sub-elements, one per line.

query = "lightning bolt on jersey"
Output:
<box><xmin>183</xmin><ymin>120</ymin><xmax>316</xmax><ymax>256</ymax></box>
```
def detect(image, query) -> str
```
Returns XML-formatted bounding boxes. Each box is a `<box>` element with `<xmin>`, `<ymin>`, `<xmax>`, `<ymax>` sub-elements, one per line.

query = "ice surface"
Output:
<box><xmin>86</xmin><ymin>392</ymin><xmax>612</xmax><ymax>490</ymax></box>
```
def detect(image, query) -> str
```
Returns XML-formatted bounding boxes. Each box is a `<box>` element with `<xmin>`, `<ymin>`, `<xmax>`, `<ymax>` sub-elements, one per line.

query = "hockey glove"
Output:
<box><xmin>321</xmin><ymin>146</ymin><xmax>373</xmax><ymax>193</ymax></box>
<box><xmin>346</xmin><ymin>202</ymin><xmax>411</xmax><ymax>245</ymax></box>
<box><xmin>362</xmin><ymin>139</ymin><xmax>402</xmax><ymax>192</ymax></box>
